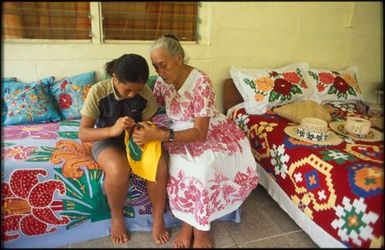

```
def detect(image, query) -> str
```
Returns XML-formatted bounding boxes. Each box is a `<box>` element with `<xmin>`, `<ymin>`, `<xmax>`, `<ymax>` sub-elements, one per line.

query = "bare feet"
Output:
<box><xmin>110</xmin><ymin>215</ymin><xmax>129</xmax><ymax>244</ymax></box>
<box><xmin>152</xmin><ymin>217</ymin><xmax>170</xmax><ymax>244</ymax></box>
<box><xmin>192</xmin><ymin>228</ymin><xmax>212</xmax><ymax>248</ymax></box>
<box><xmin>173</xmin><ymin>222</ymin><xmax>193</xmax><ymax>248</ymax></box>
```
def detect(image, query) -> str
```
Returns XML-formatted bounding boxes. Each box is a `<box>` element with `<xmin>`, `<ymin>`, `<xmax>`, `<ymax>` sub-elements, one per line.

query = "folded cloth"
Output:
<box><xmin>125</xmin><ymin>122</ymin><xmax>162</xmax><ymax>182</ymax></box>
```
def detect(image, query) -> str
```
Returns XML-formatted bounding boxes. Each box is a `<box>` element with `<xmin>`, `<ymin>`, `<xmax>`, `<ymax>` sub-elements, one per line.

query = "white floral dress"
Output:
<box><xmin>153</xmin><ymin>69</ymin><xmax>259</xmax><ymax>231</ymax></box>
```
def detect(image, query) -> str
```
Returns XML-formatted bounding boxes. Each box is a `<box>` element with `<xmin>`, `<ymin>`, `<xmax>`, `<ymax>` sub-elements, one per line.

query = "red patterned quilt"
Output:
<box><xmin>229</xmin><ymin>101</ymin><xmax>383</xmax><ymax>248</ymax></box>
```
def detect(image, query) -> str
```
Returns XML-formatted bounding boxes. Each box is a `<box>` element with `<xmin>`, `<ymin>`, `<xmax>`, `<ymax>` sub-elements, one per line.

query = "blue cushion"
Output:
<box><xmin>2</xmin><ymin>76</ymin><xmax>62</xmax><ymax>126</ymax></box>
<box><xmin>49</xmin><ymin>71</ymin><xmax>96</xmax><ymax>120</ymax></box>
<box><xmin>3</xmin><ymin>77</ymin><xmax>17</xmax><ymax>83</ymax></box>
<box><xmin>1</xmin><ymin>78</ymin><xmax>17</xmax><ymax>124</ymax></box>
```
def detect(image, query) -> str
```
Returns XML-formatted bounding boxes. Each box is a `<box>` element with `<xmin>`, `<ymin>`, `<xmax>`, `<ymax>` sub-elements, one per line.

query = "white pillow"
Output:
<box><xmin>306</xmin><ymin>66</ymin><xmax>364</xmax><ymax>104</ymax></box>
<box><xmin>229</xmin><ymin>63</ymin><xmax>313</xmax><ymax>114</ymax></box>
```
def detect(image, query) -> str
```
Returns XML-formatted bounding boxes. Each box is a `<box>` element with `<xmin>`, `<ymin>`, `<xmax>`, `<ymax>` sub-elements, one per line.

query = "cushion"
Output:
<box><xmin>146</xmin><ymin>75</ymin><xmax>158</xmax><ymax>90</ymax></box>
<box><xmin>306</xmin><ymin>66</ymin><xmax>363</xmax><ymax>104</ymax></box>
<box><xmin>273</xmin><ymin>100</ymin><xmax>331</xmax><ymax>124</ymax></box>
<box><xmin>2</xmin><ymin>77</ymin><xmax>17</xmax><ymax>124</ymax></box>
<box><xmin>3</xmin><ymin>77</ymin><xmax>17</xmax><ymax>83</ymax></box>
<box><xmin>50</xmin><ymin>71</ymin><xmax>96</xmax><ymax>120</ymax></box>
<box><xmin>229</xmin><ymin>63</ymin><xmax>313</xmax><ymax>114</ymax></box>
<box><xmin>2</xmin><ymin>76</ymin><xmax>62</xmax><ymax>126</ymax></box>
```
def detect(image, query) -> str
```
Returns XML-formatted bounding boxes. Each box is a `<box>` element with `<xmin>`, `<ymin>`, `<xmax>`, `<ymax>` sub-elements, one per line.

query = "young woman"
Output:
<box><xmin>132</xmin><ymin>35</ymin><xmax>259</xmax><ymax>248</ymax></box>
<box><xmin>79</xmin><ymin>54</ymin><xmax>169</xmax><ymax>245</ymax></box>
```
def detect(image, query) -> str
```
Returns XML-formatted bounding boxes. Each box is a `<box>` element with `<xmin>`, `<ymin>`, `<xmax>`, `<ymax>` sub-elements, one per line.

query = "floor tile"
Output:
<box><xmin>240</xmin><ymin>233</ymin><xmax>293</xmax><ymax>248</ymax></box>
<box><xmin>285</xmin><ymin>230</ymin><xmax>318</xmax><ymax>248</ymax></box>
<box><xmin>260</xmin><ymin>201</ymin><xmax>301</xmax><ymax>232</ymax></box>
<box><xmin>251</xmin><ymin>185</ymin><xmax>276</xmax><ymax>207</ymax></box>
<box><xmin>224</xmin><ymin>196</ymin><xmax>284</xmax><ymax>245</ymax></box>
<box><xmin>209</xmin><ymin>220</ymin><xmax>238</xmax><ymax>248</ymax></box>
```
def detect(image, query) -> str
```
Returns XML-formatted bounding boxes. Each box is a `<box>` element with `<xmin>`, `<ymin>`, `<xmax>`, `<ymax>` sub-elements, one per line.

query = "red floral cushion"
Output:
<box><xmin>306</xmin><ymin>66</ymin><xmax>363</xmax><ymax>104</ymax></box>
<box><xmin>49</xmin><ymin>71</ymin><xmax>96</xmax><ymax>120</ymax></box>
<box><xmin>229</xmin><ymin>63</ymin><xmax>313</xmax><ymax>114</ymax></box>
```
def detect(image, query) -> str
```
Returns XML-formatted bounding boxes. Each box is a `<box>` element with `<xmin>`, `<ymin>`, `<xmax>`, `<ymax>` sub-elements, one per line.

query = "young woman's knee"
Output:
<box><xmin>98</xmin><ymin>150</ymin><xmax>130</xmax><ymax>183</ymax></box>
<box><xmin>104</xmin><ymin>161</ymin><xmax>130</xmax><ymax>179</ymax></box>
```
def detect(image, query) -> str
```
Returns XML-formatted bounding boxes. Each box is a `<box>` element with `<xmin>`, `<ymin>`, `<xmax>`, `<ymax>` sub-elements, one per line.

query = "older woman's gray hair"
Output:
<box><xmin>150</xmin><ymin>34</ymin><xmax>185</xmax><ymax>60</ymax></box>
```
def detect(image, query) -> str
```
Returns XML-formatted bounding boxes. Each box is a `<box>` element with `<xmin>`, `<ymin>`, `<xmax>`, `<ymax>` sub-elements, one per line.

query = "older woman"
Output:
<box><xmin>133</xmin><ymin>34</ymin><xmax>259</xmax><ymax>248</ymax></box>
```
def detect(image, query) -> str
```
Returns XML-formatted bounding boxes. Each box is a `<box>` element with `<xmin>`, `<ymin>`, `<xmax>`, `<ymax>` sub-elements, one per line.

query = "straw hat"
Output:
<box><xmin>284</xmin><ymin>117</ymin><xmax>342</xmax><ymax>146</ymax></box>
<box><xmin>329</xmin><ymin>116</ymin><xmax>383</xmax><ymax>142</ymax></box>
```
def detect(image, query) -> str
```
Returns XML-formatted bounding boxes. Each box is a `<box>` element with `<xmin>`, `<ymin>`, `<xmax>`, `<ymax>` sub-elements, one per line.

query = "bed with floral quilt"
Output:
<box><xmin>1</xmin><ymin>119</ymin><xmax>173</xmax><ymax>248</ymax></box>
<box><xmin>1</xmin><ymin>72</ymin><xmax>240</xmax><ymax>248</ymax></box>
<box><xmin>1</xmin><ymin>119</ymin><xmax>241</xmax><ymax>248</ymax></box>
<box><xmin>227</xmin><ymin>100</ymin><xmax>383</xmax><ymax>248</ymax></box>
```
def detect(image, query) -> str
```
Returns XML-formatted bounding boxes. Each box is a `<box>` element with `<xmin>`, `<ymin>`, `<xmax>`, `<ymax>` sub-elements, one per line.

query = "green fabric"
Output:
<box><xmin>128</xmin><ymin>136</ymin><xmax>142</xmax><ymax>161</ymax></box>
<box><xmin>146</xmin><ymin>75</ymin><xmax>158</xmax><ymax>90</ymax></box>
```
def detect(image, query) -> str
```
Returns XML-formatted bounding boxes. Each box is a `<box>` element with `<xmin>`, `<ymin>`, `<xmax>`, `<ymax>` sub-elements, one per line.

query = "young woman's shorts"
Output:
<box><xmin>91</xmin><ymin>137</ymin><xmax>126</xmax><ymax>161</ymax></box>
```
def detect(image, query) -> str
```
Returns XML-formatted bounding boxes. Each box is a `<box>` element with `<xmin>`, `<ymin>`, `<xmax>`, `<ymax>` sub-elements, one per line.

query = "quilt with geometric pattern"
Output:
<box><xmin>229</xmin><ymin>101</ymin><xmax>383</xmax><ymax>248</ymax></box>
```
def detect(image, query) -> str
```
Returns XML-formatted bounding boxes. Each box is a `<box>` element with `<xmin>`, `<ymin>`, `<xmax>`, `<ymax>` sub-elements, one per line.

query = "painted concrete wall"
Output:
<box><xmin>3</xmin><ymin>2</ymin><xmax>383</xmax><ymax>112</ymax></box>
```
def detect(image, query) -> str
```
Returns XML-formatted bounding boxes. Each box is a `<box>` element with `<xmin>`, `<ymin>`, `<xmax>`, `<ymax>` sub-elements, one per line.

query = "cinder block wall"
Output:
<box><xmin>3</xmin><ymin>2</ymin><xmax>383</xmax><ymax>112</ymax></box>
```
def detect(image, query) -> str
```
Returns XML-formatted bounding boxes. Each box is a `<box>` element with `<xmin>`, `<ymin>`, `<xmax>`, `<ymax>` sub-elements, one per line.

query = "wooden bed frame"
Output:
<box><xmin>222</xmin><ymin>78</ymin><xmax>243</xmax><ymax>114</ymax></box>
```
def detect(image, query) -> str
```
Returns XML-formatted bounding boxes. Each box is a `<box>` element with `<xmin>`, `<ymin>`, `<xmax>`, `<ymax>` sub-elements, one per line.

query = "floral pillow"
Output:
<box><xmin>306</xmin><ymin>66</ymin><xmax>363</xmax><ymax>104</ymax></box>
<box><xmin>2</xmin><ymin>76</ymin><xmax>62</xmax><ymax>126</ymax></box>
<box><xmin>50</xmin><ymin>71</ymin><xmax>96</xmax><ymax>120</ymax></box>
<box><xmin>229</xmin><ymin>63</ymin><xmax>312</xmax><ymax>114</ymax></box>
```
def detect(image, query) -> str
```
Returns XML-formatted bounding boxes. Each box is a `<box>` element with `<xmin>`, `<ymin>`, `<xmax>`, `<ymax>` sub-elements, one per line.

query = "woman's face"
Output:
<box><xmin>112</xmin><ymin>75</ymin><xmax>144</xmax><ymax>99</ymax></box>
<box><xmin>150</xmin><ymin>47</ymin><xmax>182</xmax><ymax>85</ymax></box>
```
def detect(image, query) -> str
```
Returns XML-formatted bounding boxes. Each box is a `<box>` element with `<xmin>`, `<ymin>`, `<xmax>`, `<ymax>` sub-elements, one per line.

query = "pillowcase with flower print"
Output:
<box><xmin>49</xmin><ymin>71</ymin><xmax>96</xmax><ymax>120</ymax></box>
<box><xmin>229</xmin><ymin>63</ymin><xmax>312</xmax><ymax>114</ymax></box>
<box><xmin>306</xmin><ymin>66</ymin><xmax>363</xmax><ymax>104</ymax></box>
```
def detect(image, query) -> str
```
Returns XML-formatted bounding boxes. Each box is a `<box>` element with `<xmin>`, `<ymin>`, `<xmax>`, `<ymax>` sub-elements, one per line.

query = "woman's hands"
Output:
<box><xmin>131</xmin><ymin>117</ymin><xmax>210</xmax><ymax>145</ymax></box>
<box><xmin>109</xmin><ymin>116</ymin><xmax>136</xmax><ymax>137</ymax></box>
<box><xmin>132</xmin><ymin>122</ymin><xmax>164</xmax><ymax>145</ymax></box>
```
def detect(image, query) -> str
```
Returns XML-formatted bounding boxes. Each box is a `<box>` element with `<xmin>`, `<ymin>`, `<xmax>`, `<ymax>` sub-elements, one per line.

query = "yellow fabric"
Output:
<box><xmin>124</xmin><ymin>122</ymin><xmax>161</xmax><ymax>182</ymax></box>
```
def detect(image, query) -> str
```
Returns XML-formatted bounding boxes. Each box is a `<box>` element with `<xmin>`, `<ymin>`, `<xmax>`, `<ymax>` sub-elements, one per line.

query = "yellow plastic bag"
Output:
<box><xmin>125</xmin><ymin>122</ymin><xmax>161</xmax><ymax>182</ymax></box>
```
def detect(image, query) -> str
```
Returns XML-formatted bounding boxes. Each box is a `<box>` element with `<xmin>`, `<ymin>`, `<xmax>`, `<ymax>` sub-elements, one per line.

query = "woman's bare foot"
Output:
<box><xmin>192</xmin><ymin>228</ymin><xmax>212</xmax><ymax>248</ymax></box>
<box><xmin>152</xmin><ymin>217</ymin><xmax>170</xmax><ymax>244</ymax></box>
<box><xmin>110</xmin><ymin>215</ymin><xmax>129</xmax><ymax>244</ymax></box>
<box><xmin>173</xmin><ymin>222</ymin><xmax>193</xmax><ymax>248</ymax></box>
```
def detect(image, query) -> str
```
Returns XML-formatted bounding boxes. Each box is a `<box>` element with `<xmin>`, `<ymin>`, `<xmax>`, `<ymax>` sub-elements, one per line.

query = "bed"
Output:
<box><xmin>1</xmin><ymin>74</ymin><xmax>239</xmax><ymax>248</ymax></box>
<box><xmin>1</xmin><ymin>119</ymin><xmax>178</xmax><ymax>248</ymax></box>
<box><xmin>223</xmin><ymin>71</ymin><xmax>384</xmax><ymax>248</ymax></box>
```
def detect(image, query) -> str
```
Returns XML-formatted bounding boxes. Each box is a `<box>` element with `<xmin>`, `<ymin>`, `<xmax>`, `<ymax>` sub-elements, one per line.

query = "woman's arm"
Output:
<box><xmin>79</xmin><ymin>115</ymin><xmax>136</xmax><ymax>142</ymax></box>
<box><xmin>171</xmin><ymin>116</ymin><xmax>209</xmax><ymax>143</ymax></box>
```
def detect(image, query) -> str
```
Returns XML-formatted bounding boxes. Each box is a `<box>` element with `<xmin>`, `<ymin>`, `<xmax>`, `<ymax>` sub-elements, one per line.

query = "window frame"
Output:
<box><xmin>3</xmin><ymin>2</ymin><xmax>204</xmax><ymax>45</ymax></box>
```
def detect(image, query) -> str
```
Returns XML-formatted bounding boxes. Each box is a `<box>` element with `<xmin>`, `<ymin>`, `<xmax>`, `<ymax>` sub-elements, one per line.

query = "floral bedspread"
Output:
<box><xmin>230</xmin><ymin>102</ymin><xmax>383</xmax><ymax>248</ymax></box>
<box><xmin>1</xmin><ymin>120</ymin><xmax>181</xmax><ymax>248</ymax></box>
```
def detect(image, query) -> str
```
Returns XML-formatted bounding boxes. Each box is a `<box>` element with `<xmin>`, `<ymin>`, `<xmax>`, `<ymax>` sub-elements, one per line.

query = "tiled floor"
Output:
<box><xmin>63</xmin><ymin>185</ymin><xmax>318</xmax><ymax>248</ymax></box>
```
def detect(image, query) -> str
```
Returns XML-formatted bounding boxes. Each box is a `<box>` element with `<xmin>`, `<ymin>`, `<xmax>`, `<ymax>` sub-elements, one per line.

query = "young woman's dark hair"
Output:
<box><xmin>105</xmin><ymin>54</ymin><xmax>149</xmax><ymax>84</ymax></box>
